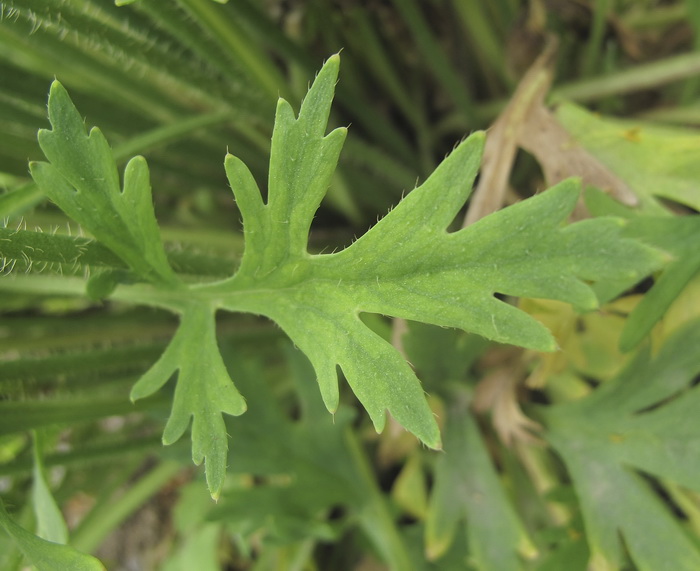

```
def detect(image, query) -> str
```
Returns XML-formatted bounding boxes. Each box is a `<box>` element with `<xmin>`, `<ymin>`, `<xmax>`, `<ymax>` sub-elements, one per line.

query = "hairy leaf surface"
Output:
<box><xmin>28</xmin><ymin>54</ymin><xmax>664</xmax><ymax>496</ymax></box>
<box><xmin>30</xmin><ymin>82</ymin><xmax>178</xmax><ymax>287</ymax></box>
<box><xmin>130</xmin><ymin>306</ymin><xmax>247</xmax><ymax>500</ymax></box>
<box><xmin>212</xmin><ymin>55</ymin><xmax>662</xmax><ymax>449</ymax></box>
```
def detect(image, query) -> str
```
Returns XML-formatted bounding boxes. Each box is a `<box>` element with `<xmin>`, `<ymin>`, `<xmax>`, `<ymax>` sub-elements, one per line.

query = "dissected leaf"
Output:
<box><xmin>30</xmin><ymin>54</ymin><xmax>665</xmax><ymax>498</ymax></box>
<box><xmin>30</xmin><ymin>82</ymin><xmax>178</xmax><ymax>287</ymax></box>
<box><xmin>24</xmin><ymin>81</ymin><xmax>246</xmax><ymax>498</ymax></box>
<box><xmin>556</xmin><ymin>102</ymin><xmax>700</xmax><ymax>213</ymax></box>
<box><xmin>543</xmin><ymin>320</ymin><xmax>700</xmax><ymax>570</ymax></box>
<box><xmin>202</xmin><ymin>57</ymin><xmax>660</xmax><ymax>453</ymax></box>
<box><xmin>203</xmin><ymin>55</ymin><xmax>660</xmax><ymax>460</ymax></box>
<box><xmin>220</xmin><ymin>165</ymin><xmax>660</xmax><ymax>446</ymax></box>
<box><xmin>425</xmin><ymin>393</ymin><xmax>536</xmax><ymax>568</ymax></box>
<box><xmin>0</xmin><ymin>498</ymin><xmax>105</xmax><ymax>571</ymax></box>
<box><xmin>130</xmin><ymin>306</ymin><xmax>247</xmax><ymax>500</ymax></box>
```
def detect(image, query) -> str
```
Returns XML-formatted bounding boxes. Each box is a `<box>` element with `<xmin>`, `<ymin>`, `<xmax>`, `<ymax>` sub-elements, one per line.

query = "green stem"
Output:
<box><xmin>0</xmin><ymin>437</ymin><xmax>163</xmax><ymax>477</ymax></box>
<box><xmin>622</xmin><ymin>4</ymin><xmax>686</xmax><ymax>29</ymax></box>
<box><xmin>112</xmin><ymin>111</ymin><xmax>232</xmax><ymax>160</ymax></box>
<box><xmin>581</xmin><ymin>0</ymin><xmax>609</xmax><ymax>77</ymax></box>
<box><xmin>0</xmin><ymin>273</ymin><xmax>242</xmax><ymax>315</ymax></box>
<box><xmin>0</xmin><ymin>394</ymin><xmax>169</xmax><ymax>436</ymax></box>
<box><xmin>436</xmin><ymin>50</ymin><xmax>700</xmax><ymax>130</ymax></box>
<box><xmin>70</xmin><ymin>460</ymin><xmax>183</xmax><ymax>554</ymax></box>
<box><xmin>0</xmin><ymin>311</ymin><xmax>177</xmax><ymax>355</ymax></box>
<box><xmin>553</xmin><ymin>51</ymin><xmax>700</xmax><ymax>103</ymax></box>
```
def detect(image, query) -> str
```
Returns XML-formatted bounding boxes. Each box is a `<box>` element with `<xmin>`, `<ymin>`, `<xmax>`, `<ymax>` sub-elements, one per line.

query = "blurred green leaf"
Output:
<box><xmin>210</xmin><ymin>345</ymin><xmax>358</xmax><ymax>545</ymax></box>
<box><xmin>425</xmin><ymin>394</ymin><xmax>536</xmax><ymax>568</ymax></box>
<box><xmin>584</xmin><ymin>187</ymin><xmax>700</xmax><ymax>350</ymax></box>
<box><xmin>556</xmin><ymin>103</ymin><xmax>700</xmax><ymax>213</ymax></box>
<box><xmin>161</xmin><ymin>525</ymin><xmax>221</xmax><ymax>571</ymax></box>
<box><xmin>0</xmin><ymin>498</ymin><xmax>105</xmax><ymax>571</ymax></box>
<box><xmin>31</xmin><ymin>431</ymin><xmax>68</xmax><ymax>545</ymax></box>
<box><xmin>544</xmin><ymin>319</ymin><xmax>700</xmax><ymax>570</ymax></box>
<box><xmin>620</xmin><ymin>216</ymin><xmax>700</xmax><ymax>350</ymax></box>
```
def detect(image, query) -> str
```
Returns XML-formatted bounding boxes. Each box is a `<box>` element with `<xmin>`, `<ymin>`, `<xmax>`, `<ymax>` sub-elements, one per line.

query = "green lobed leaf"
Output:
<box><xmin>543</xmin><ymin>319</ymin><xmax>700</xmax><ymax>570</ymax></box>
<box><xmin>130</xmin><ymin>305</ymin><xmax>246</xmax><ymax>500</ymax></box>
<box><xmin>224</xmin><ymin>55</ymin><xmax>347</xmax><ymax>279</ymax></box>
<box><xmin>208</xmin><ymin>55</ymin><xmax>663</xmax><ymax>450</ymax></box>
<box><xmin>29</xmin><ymin>81</ymin><xmax>178</xmax><ymax>287</ymax></box>
<box><xmin>0</xmin><ymin>498</ymin><xmax>105</xmax><ymax>571</ymax></box>
<box><xmin>425</xmin><ymin>394</ymin><xmax>536</xmax><ymax>568</ymax></box>
<box><xmin>26</xmin><ymin>54</ymin><xmax>666</xmax><ymax>499</ymax></box>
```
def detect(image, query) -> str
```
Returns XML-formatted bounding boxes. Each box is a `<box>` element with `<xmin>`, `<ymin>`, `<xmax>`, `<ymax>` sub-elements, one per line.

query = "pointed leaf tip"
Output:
<box><xmin>325</xmin><ymin>54</ymin><xmax>341</xmax><ymax>74</ymax></box>
<box><xmin>48</xmin><ymin>79</ymin><xmax>66</xmax><ymax>98</ymax></box>
<box><xmin>428</xmin><ymin>436</ymin><xmax>442</xmax><ymax>451</ymax></box>
<box><xmin>35</xmin><ymin>80</ymin><xmax>178</xmax><ymax>286</ymax></box>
